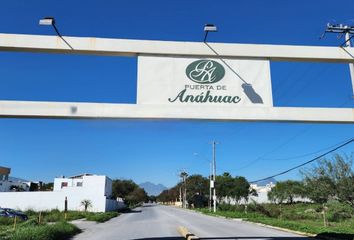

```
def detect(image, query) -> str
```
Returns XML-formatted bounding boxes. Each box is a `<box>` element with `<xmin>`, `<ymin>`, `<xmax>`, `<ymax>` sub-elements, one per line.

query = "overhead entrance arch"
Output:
<box><xmin>0</xmin><ymin>33</ymin><xmax>353</xmax><ymax>123</ymax></box>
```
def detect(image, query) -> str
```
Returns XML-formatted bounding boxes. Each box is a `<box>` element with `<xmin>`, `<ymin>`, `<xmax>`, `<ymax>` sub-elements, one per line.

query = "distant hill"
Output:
<box><xmin>8</xmin><ymin>177</ymin><xmax>28</xmax><ymax>182</ymax></box>
<box><xmin>255</xmin><ymin>177</ymin><xmax>277</xmax><ymax>186</ymax></box>
<box><xmin>139</xmin><ymin>182</ymin><xmax>167</xmax><ymax>196</ymax></box>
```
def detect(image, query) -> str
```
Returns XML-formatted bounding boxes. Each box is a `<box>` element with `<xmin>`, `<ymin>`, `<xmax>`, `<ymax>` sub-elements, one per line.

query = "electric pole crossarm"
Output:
<box><xmin>324</xmin><ymin>23</ymin><xmax>354</xmax><ymax>96</ymax></box>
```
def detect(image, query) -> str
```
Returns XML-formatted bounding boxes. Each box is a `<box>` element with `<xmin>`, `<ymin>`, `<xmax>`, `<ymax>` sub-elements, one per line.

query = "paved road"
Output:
<box><xmin>72</xmin><ymin>204</ymin><xmax>311</xmax><ymax>240</ymax></box>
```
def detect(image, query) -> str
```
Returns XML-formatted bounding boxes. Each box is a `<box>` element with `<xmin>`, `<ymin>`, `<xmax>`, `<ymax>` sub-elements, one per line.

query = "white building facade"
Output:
<box><xmin>0</xmin><ymin>174</ymin><xmax>124</xmax><ymax>212</ymax></box>
<box><xmin>0</xmin><ymin>166</ymin><xmax>30</xmax><ymax>192</ymax></box>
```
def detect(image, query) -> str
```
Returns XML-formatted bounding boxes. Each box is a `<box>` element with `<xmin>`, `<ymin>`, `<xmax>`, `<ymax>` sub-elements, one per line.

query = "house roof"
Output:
<box><xmin>0</xmin><ymin>166</ymin><xmax>11</xmax><ymax>175</ymax></box>
<box><xmin>68</xmin><ymin>173</ymin><xmax>94</xmax><ymax>179</ymax></box>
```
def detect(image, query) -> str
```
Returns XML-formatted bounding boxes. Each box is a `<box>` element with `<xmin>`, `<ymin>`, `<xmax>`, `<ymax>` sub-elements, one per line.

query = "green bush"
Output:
<box><xmin>197</xmin><ymin>203</ymin><xmax>354</xmax><ymax>235</ymax></box>
<box><xmin>19</xmin><ymin>219</ymin><xmax>38</xmax><ymax>227</ymax></box>
<box><xmin>86</xmin><ymin>212</ymin><xmax>119</xmax><ymax>223</ymax></box>
<box><xmin>11</xmin><ymin>222</ymin><xmax>81</xmax><ymax>240</ymax></box>
<box><xmin>24</xmin><ymin>209</ymin><xmax>38</xmax><ymax>217</ymax></box>
<box><xmin>247</xmin><ymin>202</ymin><xmax>273</xmax><ymax>217</ymax></box>
<box><xmin>41</xmin><ymin>210</ymin><xmax>86</xmax><ymax>222</ymax></box>
<box><xmin>218</xmin><ymin>203</ymin><xmax>247</xmax><ymax>212</ymax></box>
<box><xmin>262</xmin><ymin>204</ymin><xmax>281</xmax><ymax>218</ymax></box>
<box><xmin>326</xmin><ymin>201</ymin><xmax>354</xmax><ymax>222</ymax></box>
<box><xmin>329</xmin><ymin>211</ymin><xmax>352</xmax><ymax>222</ymax></box>
<box><xmin>280</xmin><ymin>209</ymin><xmax>309</xmax><ymax>220</ymax></box>
<box><xmin>0</xmin><ymin>217</ymin><xmax>16</xmax><ymax>225</ymax></box>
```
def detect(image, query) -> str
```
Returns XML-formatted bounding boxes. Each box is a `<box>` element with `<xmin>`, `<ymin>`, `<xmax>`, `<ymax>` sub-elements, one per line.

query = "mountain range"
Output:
<box><xmin>255</xmin><ymin>177</ymin><xmax>277</xmax><ymax>186</ymax></box>
<box><xmin>139</xmin><ymin>182</ymin><xmax>168</xmax><ymax>196</ymax></box>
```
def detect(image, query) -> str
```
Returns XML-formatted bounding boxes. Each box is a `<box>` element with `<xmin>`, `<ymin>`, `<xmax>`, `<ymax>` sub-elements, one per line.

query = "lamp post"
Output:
<box><xmin>204</xmin><ymin>24</ymin><xmax>218</xmax><ymax>42</ymax></box>
<box><xmin>39</xmin><ymin>17</ymin><xmax>74</xmax><ymax>50</ymax></box>
<box><xmin>179</xmin><ymin>171</ymin><xmax>188</xmax><ymax>208</ymax></box>
<box><xmin>194</xmin><ymin>140</ymin><xmax>218</xmax><ymax>213</ymax></box>
<box><xmin>211</xmin><ymin>141</ymin><xmax>218</xmax><ymax>213</ymax></box>
<box><xmin>193</xmin><ymin>152</ymin><xmax>212</xmax><ymax>211</ymax></box>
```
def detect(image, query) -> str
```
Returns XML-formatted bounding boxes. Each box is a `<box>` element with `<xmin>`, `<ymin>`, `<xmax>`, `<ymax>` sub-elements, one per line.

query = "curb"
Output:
<box><xmin>242</xmin><ymin>220</ymin><xmax>316</xmax><ymax>238</ymax></box>
<box><xmin>189</xmin><ymin>209</ymin><xmax>315</xmax><ymax>238</ymax></box>
<box><xmin>175</xmin><ymin>207</ymin><xmax>350</xmax><ymax>240</ymax></box>
<box><xmin>177</xmin><ymin>226</ymin><xmax>199</xmax><ymax>240</ymax></box>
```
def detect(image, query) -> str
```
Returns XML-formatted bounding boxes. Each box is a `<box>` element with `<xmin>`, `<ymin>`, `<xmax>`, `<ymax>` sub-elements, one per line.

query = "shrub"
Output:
<box><xmin>329</xmin><ymin>211</ymin><xmax>352</xmax><ymax>222</ymax></box>
<box><xmin>86</xmin><ymin>212</ymin><xmax>119</xmax><ymax>223</ymax></box>
<box><xmin>10</xmin><ymin>222</ymin><xmax>81</xmax><ymax>240</ymax></box>
<box><xmin>326</xmin><ymin>201</ymin><xmax>353</xmax><ymax>222</ymax></box>
<box><xmin>24</xmin><ymin>209</ymin><xmax>37</xmax><ymax>217</ymax></box>
<box><xmin>218</xmin><ymin>204</ymin><xmax>238</xmax><ymax>211</ymax></box>
<box><xmin>42</xmin><ymin>210</ymin><xmax>86</xmax><ymax>222</ymax></box>
<box><xmin>247</xmin><ymin>202</ymin><xmax>272</xmax><ymax>217</ymax></box>
<box><xmin>0</xmin><ymin>217</ymin><xmax>16</xmax><ymax>225</ymax></box>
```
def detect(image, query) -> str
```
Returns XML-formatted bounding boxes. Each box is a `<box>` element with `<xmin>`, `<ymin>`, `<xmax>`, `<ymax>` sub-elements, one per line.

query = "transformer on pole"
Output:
<box><xmin>323</xmin><ymin>23</ymin><xmax>354</xmax><ymax>97</ymax></box>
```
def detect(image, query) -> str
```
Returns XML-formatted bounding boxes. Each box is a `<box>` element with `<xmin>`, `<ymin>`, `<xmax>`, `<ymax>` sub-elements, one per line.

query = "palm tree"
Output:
<box><xmin>80</xmin><ymin>199</ymin><xmax>92</xmax><ymax>212</ymax></box>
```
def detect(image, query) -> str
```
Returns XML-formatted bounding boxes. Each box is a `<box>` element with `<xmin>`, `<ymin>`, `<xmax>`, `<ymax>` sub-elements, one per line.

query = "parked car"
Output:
<box><xmin>0</xmin><ymin>208</ymin><xmax>28</xmax><ymax>221</ymax></box>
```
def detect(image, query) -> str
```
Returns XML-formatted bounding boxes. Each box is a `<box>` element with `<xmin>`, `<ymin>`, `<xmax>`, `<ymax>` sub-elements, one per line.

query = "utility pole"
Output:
<box><xmin>324</xmin><ymin>23</ymin><xmax>354</xmax><ymax>97</ymax></box>
<box><xmin>345</xmin><ymin>31</ymin><xmax>354</xmax><ymax>97</ymax></box>
<box><xmin>211</xmin><ymin>141</ymin><xmax>218</xmax><ymax>213</ymax></box>
<box><xmin>179</xmin><ymin>185</ymin><xmax>182</xmax><ymax>207</ymax></box>
<box><xmin>209</xmin><ymin>161</ymin><xmax>212</xmax><ymax>211</ymax></box>
<box><xmin>179</xmin><ymin>171</ymin><xmax>188</xmax><ymax>208</ymax></box>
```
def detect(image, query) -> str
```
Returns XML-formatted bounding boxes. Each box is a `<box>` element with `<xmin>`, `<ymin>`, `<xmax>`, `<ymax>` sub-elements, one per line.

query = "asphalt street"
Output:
<box><xmin>72</xmin><ymin>204</ymin><xmax>311</xmax><ymax>240</ymax></box>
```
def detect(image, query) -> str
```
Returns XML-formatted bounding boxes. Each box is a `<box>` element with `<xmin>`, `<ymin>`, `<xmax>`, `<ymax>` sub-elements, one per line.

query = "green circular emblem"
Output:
<box><xmin>186</xmin><ymin>59</ymin><xmax>225</xmax><ymax>84</ymax></box>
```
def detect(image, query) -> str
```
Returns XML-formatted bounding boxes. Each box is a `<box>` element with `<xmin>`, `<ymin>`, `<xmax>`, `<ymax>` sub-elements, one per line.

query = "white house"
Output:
<box><xmin>0</xmin><ymin>173</ymin><xmax>125</xmax><ymax>212</ymax></box>
<box><xmin>220</xmin><ymin>182</ymin><xmax>276</xmax><ymax>205</ymax></box>
<box><xmin>0</xmin><ymin>166</ymin><xmax>29</xmax><ymax>192</ymax></box>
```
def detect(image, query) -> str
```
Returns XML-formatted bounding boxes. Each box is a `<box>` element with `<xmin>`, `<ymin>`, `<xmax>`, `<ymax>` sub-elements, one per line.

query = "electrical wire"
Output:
<box><xmin>261</xmin><ymin>137</ymin><xmax>351</xmax><ymax>161</ymax></box>
<box><xmin>235</xmin><ymin>125</ymin><xmax>312</xmax><ymax>171</ymax></box>
<box><xmin>52</xmin><ymin>24</ymin><xmax>74</xmax><ymax>50</ymax></box>
<box><xmin>249</xmin><ymin>137</ymin><xmax>354</xmax><ymax>183</ymax></box>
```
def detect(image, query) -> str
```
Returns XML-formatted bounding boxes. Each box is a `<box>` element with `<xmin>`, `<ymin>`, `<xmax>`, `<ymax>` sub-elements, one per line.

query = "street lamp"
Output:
<box><xmin>204</xmin><ymin>23</ymin><xmax>218</xmax><ymax>42</ymax></box>
<box><xmin>39</xmin><ymin>17</ymin><xmax>73</xmax><ymax>50</ymax></box>
<box><xmin>193</xmin><ymin>152</ymin><xmax>212</xmax><ymax>211</ymax></box>
<box><xmin>39</xmin><ymin>17</ymin><xmax>55</xmax><ymax>26</ymax></box>
<box><xmin>179</xmin><ymin>171</ymin><xmax>188</xmax><ymax>208</ymax></box>
<box><xmin>193</xmin><ymin>141</ymin><xmax>218</xmax><ymax>213</ymax></box>
<box><xmin>210</xmin><ymin>141</ymin><xmax>218</xmax><ymax>213</ymax></box>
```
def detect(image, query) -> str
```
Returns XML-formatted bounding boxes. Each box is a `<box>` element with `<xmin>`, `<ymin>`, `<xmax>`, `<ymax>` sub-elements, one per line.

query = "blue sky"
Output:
<box><xmin>0</xmin><ymin>0</ymin><xmax>353</xmax><ymax>187</ymax></box>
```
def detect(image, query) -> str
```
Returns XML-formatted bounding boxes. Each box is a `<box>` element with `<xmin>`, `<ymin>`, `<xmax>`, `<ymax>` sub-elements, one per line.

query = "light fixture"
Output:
<box><xmin>39</xmin><ymin>17</ymin><xmax>73</xmax><ymax>50</ymax></box>
<box><xmin>204</xmin><ymin>24</ymin><xmax>217</xmax><ymax>32</ymax></box>
<box><xmin>204</xmin><ymin>24</ymin><xmax>218</xmax><ymax>42</ymax></box>
<box><xmin>39</xmin><ymin>17</ymin><xmax>55</xmax><ymax>26</ymax></box>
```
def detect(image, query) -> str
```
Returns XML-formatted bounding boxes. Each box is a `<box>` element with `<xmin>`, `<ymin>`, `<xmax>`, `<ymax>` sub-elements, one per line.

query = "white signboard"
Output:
<box><xmin>137</xmin><ymin>56</ymin><xmax>273</xmax><ymax>107</ymax></box>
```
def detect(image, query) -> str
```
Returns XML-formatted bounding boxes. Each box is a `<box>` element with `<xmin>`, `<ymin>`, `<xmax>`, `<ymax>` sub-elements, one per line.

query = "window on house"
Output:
<box><xmin>61</xmin><ymin>182</ymin><xmax>68</xmax><ymax>188</ymax></box>
<box><xmin>76</xmin><ymin>182</ymin><xmax>83</xmax><ymax>187</ymax></box>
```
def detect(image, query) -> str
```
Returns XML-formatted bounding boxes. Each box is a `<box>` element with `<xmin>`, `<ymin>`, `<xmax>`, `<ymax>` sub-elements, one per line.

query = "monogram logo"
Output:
<box><xmin>186</xmin><ymin>60</ymin><xmax>225</xmax><ymax>84</ymax></box>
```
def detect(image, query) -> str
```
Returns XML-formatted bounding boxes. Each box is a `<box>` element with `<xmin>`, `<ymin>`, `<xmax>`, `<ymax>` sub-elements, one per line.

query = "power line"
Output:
<box><xmin>261</xmin><ymin>137</ymin><xmax>352</xmax><ymax>161</ymax></box>
<box><xmin>250</xmin><ymin>137</ymin><xmax>354</xmax><ymax>183</ymax></box>
<box><xmin>236</xmin><ymin>125</ymin><xmax>312</xmax><ymax>171</ymax></box>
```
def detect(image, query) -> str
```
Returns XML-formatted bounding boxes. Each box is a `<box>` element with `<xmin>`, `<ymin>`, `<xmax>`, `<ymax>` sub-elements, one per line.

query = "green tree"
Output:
<box><xmin>157</xmin><ymin>187</ymin><xmax>179</xmax><ymax>203</ymax></box>
<box><xmin>112</xmin><ymin>179</ymin><xmax>149</xmax><ymax>206</ymax></box>
<box><xmin>80</xmin><ymin>199</ymin><xmax>92</xmax><ymax>212</ymax></box>
<box><xmin>268</xmin><ymin>180</ymin><xmax>305</xmax><ymax>204</ymax></box>
<box><xmin>233</xmin><ymin>176</ymin><xmax>253</xmax><ymax>203</ymax></box>
<box><xmin>216</xmin><ymin>172</ymin><xmax>234</xmax><ymax>202</ymax></box>
<box><xmin>301</xmin><ymin>154</ymin><xmax>354</xmax><ymax>205</ymax></box>
<box><xmin>185</xmin><ymin>174</ymin><xmax>209</xmax><ymax>207</ymax></box>
<box><xmin>112</xmin><ymin>179</ymin><xmax>139</xmax><ymax>199</ymax></box>
<box><xmin>41</xmin><ymin>182</ymin><xmax>54</xmax><ymax>191</ymax></box>
<box><xmin>217</xmin><ymin>173</ymin><xmax>253</xmax><ymax>204</ymax></box>
<box><xmin>185</xmin><ymin>174</ymin><xmax>209</xmax><ymax>201</ymax></box>
<box><xmin>303</xmin><ymin>176</ymin><xmax>335</xmax><ymax>204</ymax></box>
<box><xmin>125</xmin><ymin>188</ymin><xmax>148</xmax><ymax>205</ymax></box>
